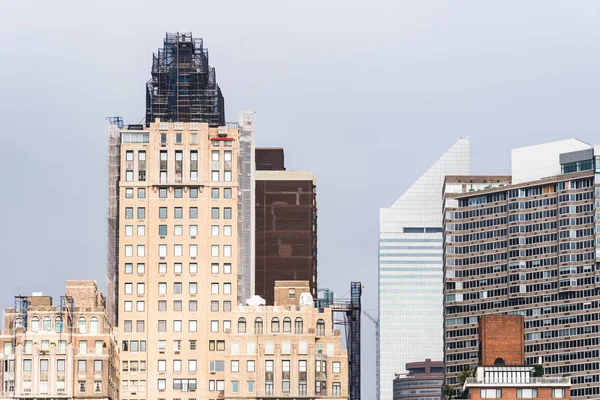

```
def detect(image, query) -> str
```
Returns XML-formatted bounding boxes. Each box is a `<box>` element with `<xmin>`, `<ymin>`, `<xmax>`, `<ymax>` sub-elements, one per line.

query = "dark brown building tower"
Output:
<box><xmin>255</xmin><ymin>148</ymin><xmax>317</xmax><ymax>304</ymax></box>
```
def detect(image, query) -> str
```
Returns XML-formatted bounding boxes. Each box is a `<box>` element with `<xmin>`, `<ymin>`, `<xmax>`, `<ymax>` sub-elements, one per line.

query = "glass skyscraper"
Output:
<box><xmin>378</xmin><ymin>138</ymin><xmax>470</xmax><ymax>400</ymax></box>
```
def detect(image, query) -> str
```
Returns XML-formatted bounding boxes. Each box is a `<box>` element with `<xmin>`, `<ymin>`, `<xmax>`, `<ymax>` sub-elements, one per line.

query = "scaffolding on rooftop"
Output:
<box><xmin>146</xmin><ymin>32</ymin><xmax>225</xmax><ymax>127</ymax></box>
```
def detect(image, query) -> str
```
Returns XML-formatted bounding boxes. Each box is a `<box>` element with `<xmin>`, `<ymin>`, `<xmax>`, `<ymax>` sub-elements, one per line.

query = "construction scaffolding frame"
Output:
<box><xmin>106</xmin><ymin>119</ymin><xmax>121</xmax><ymax>327</ymax></box>
<box><xmin>329</xmin><ymin>282</ymin><xmax>362</xmax><ymax>400</ymax></box>
<box><xmin>59</xmin><ymin>295</ymin><xmax>75</xmax><ymax>344</ymax></box>
<box><xmin>12</xmin><ymin>296</ymin><xmax>28</xmax><ymax>347</ymax></box>
<box><xmin>146</xmin><ymin>32</ymin><xmax>225</xmax><ymax>127</ymax></box>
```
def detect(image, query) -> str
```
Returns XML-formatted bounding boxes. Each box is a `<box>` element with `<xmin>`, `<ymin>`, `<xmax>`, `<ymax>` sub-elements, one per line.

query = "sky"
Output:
<box><xmin>2</xmin><ymin>0</ymin><xmax>600</xmax><ymax>396</ymax></box>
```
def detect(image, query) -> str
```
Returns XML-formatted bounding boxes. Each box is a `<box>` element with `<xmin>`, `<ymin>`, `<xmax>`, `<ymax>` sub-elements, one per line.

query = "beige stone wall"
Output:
<box><xmin>0</xmin><ymin>281</ymin><xmax>119</xmax><ymax>400</ymax></box>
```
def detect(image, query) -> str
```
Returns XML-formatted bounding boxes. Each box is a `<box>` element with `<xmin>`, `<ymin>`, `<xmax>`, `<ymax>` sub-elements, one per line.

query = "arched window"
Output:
<box><xmin>30</xmin><ymin>317</ymin><xmax>39</xmax><ymax>332</ymax></box>
<box><xmin>78</xmin><ymin>317</ymin><xmax>87</xmax><ymax>334</ymax></box>
<box><xmin>254</xmin><ymin>318</ymin><xmax>263</xmax><ymax>335</ymax></box>
<box><xmin>238</xmin><ymin>318</ymin><xmax>246</xmax><ymax>333</ymax></box>
<box><xmin>43</xmin><ymin>316</ymin><xmax>51</xmax><ymax>332</ymax></box>
<box><xmin>55</xmin><ymin>317</ymin><xmax>63</xmax><ymax>333</ymax></box>
<box><xmin>295</xmin><ymin>317</ymin><xmax>303</xmax><ymax>334</ymax></box>
<box><xmin>90</xmin><ymin>317</ymin><xmax>99</xmax><ymax>334</ymax></box>
<box><xmin>316</xmin><ymin>319</ymin><xmax>325</xmax><ymax>336</ymax></box>
<box><xmin>494</xmin><ymin>358</ymin><xmax>505</xmax><ymax>366</ymax></box>
<box><xmin>283</xmin><ymin>317</ymin><xmax>291</xmax><ymax>333</ymax></box>
<box><xmin>271</xmin><ymin>318</ymin><xmax>280</xmax><ymax>333</ymax></box>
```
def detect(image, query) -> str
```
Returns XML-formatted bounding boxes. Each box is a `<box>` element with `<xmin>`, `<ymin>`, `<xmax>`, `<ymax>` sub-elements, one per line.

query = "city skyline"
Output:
<box><xmin>4</xmin><ymin>2</ymin><xmax>600</xmax><ymax>397</ymax></box>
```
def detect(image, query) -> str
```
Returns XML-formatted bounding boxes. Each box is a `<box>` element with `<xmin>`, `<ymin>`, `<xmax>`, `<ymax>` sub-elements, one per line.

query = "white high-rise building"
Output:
<box><xmin>378</xmin><ymin>138</ymin><xmax>470</xmax><ymax>400</ymax></box>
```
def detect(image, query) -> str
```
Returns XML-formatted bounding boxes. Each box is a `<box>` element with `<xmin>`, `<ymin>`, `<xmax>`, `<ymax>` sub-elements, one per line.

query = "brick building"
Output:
<box><xmin>463</xmin><ymin>315</ymin><xmax>570</xmax><ymax>400</ymax></box>
<box><xmin>255</xmin><ymin>148</ymin><xmax>317</xmax><ymax>305</ymax></box>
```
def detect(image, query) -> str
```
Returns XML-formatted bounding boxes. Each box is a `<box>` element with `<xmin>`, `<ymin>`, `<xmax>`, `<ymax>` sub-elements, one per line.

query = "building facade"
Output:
<box><xmin>392</xmin><ymin>359</ymin><xmax>443</xmax><ymax>400</ymax></box>
<box><xmin>378</xmin><ymin>138</ymin><xmax>469</xmax><ymax>400</ymax></box>
<box><xmin>0</xmin><ymin>281</ymin><xmax>119</xmax><ymax>400</ymax></box>
<box><xmin>443</xmin><ymin>140</ymin><xmax>600</xmax><ymax>399</ymax></box>
<box><xmin>255</xmin><ymin>148</ymin><xmax>317</xmax><ymax>304</ymax></box>
<box><xmin>464</xmin><ymin>315</ymin><xmax>570</xmax><ymax>400</ymax></box>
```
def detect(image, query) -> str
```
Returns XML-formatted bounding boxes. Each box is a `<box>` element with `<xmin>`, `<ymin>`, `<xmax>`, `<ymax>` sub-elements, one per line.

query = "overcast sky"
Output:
<box><xmin>2</xmin><ymin>0</ymin><xmax>600</xmax><ymax>396</ymax></box>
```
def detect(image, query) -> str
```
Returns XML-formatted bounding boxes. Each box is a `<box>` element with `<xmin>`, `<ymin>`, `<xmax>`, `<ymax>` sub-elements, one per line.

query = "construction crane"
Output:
<box><xmin>362</xmin><ymin>309</ymin><xmax>380</xmax><ymax>400</ymax></box>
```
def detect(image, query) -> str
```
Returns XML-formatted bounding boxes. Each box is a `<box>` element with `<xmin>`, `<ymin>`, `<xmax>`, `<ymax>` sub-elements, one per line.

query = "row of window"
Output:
<box><xmin>124</xmin><ymin>206</ymin><xmax>233</xmax><ymax>220</ymax></box>
<box><xmin>124</xmin><ymin>186</ymin><xmax>234</xmax><ymax>200</ymax></box>
<box><xmin>124</xmin><ymin>262</ymin><xmax>232</xmax><ymax>275</ymax></box>
<box><xmin>123</xmin><ymin>244</ymin><xmax>233</xmax><ymax>258</ymax></box>
<box><xmin>15</xmin><ymin>317</ymin><xmax>100</xmax><ymax>335</ymax></box>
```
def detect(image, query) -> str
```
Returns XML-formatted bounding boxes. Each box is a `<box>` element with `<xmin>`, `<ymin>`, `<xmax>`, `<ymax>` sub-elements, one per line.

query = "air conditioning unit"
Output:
<box><xmin>175</xmin><ymin>350</ymin><xmax>180</xmax><ymax>354</ymax></box>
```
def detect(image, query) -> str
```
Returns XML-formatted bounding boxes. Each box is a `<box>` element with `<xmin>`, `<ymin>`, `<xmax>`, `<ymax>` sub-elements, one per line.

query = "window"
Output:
<box><xmin>94</xmin><ymin>360</ymin><xmax>102</xmax><ymax>372</ymax></box>
<box><xmin>190</xmin><ymin>225</ymin><xmax>198</xmax><ymax>236</ymax></box>
<box><xmin>79</xmin><ymin>340</ymin><xmax>87</xmax><ymax>354</ymax></box>
<box><xmin>265</xmin><ymin>341</ymin><xmax>274</xmax><ymax>354</ymax></box>
<box><xmin>224</xmin><ymin>150</ymin><xmax>232</xmax><ymax>161</ymax></box>
<box><xmin>517</xmin><ymin>389</ymin><xmax>538</xmax><ymax>398</ymax></box>
<box><xmin>481</xmin><ymin>389</ymin><xmax>502</xmax><ymax>398</ymax></box>
<box><xmin>247</xmin><ymin>380</ymin><xmax>255</xmax><ymax>393</ymax></box>
<box><xmin>174</xmin><ymin>207</ymin><xmax>183</xmax><ymax>219</ymax></box>
<box><xmin>211</xmin><ymin>188</ymin><xmax>219</xmax><ymax>199</ymax></box>
<box><xmin>282</xmin><ymin>341</ymin><xmax>291</xmax><ymax>354</ymax></box>
<box><xmin>173</xmin><ymin>320</ymin><xmax>182</xmax><ymax>332</ymax></box>
<box><xmin>224</xmin><ymin>225</ymin><xmax>232</xmax><ymax>236</ymax></box>
<box><xmin>553</xmin><ymin>388</ymin><xmax>566</xmax><ymax>398</ymax></box>
<box><xmin>125</xmin><ymin>188</ymin><xmax>133</xmax><ymax>198</ymax></box>
<box><xmin>223</xmin><ymin>245</ymin><xmax>232</xmax><ymax>257</ymax></box>
<box><xmin>124</xmin><ymin>301</ymin><xmax>133</xmax><ymax>312</ymax></box>
<box><xmin>224</xmin><ymin>263</ymin><xmax>232</xmax><ymax>274</ymax></box>
<box><xmin>190</xmin><ymin>244</ymin><xmax>198</xmax><ymax>258</ymax></box>
<box><xmin>137</xmin><ymin>207</ymin><xmax>145</xmax><ymax>219</ymax></box>
<box><xmin>211</xmin><ymin>263</ymin><xmax>219</xmax><ymax>274</ymax></box>
<box><xmin>242</xmin><ymin>317</ymin><xmax>259</xmax><ymax>336</ymax></box>
<box><xmin>137</xmin><ymin>283</ymin><xmax>145</xmax><ymax>295</ymax></box>
<box><xmin>159</xmin><ymin>225</ymin><xmax>167</xmax><ymax>236</ymax></box>
<box><xmin>190</xmin><ymin>187</ymin><xmax>198</xmax><ymax>198</ymax></box>
<box><xmin>224</xmin><ymin>207</ymin><xmax>232</xmax><ymax>219</ymax></box>
<box><xmin>158</xmin><ymin>320</ymin><xmax>166</xmax><ymax>332</ymax></box>
<box><xmin>317</xmin><ymin>319</ymin><xmax>325</xmax><ymax>336</ymax></box>
<box><xmin>78</xmin><ymin>317</ymin><xmax>86</xmax><ymax>333</ymax></box>
<box><xmin>333</xmin><ymin>382</ymin><xmax>341</xmax><ymax>396</ymax></box>
<box><xmin>57</xmin><ymin>359</ymin><xmax>65</xmax><ymax>371</ymax></box>
<box><xmin>158</xmin><ymin>300</ymin><xmax>167</xmax><ymax>311</ymax></box>
<box><xmin>173</xmin><ymin>359</ymin><xmax>182</xmax><ymax>372</ymax></box>
<box><xmin>157</xmin><ymin>379</ymin><xmax>166</xmax><ymax>391</ymax></box>
<box><xmin>137</xmin><ymin>245</ymin><xmax>145</xmax><ymax>257</ymax></box>
<box><xmin>174</xmin><ymin>262</ymin><xmax>182</xmax><ymax>274</ymax></box>
<box><xmin>211</xmin><ymin>283</ymin><xmax>219</xmax><ymax>294</ymax></box>
<box><xmin>136</xmin><ymin>320</ymin><xmax>145</xmax><ymax>332</ymax></box>
<box><xmin>125</xmin><ymin>207</ymin><xmax>133</xmax><ymax>219</ymax></box>
<box><xmin>189</xmin><ymin>340</ymin><xmax>197</xmax><ymax>350</ymax></box>
<box><xmin>189</xmin><ymin>283</ymin><xmax>198</xmax><ymax>294</ymax></box>
<box><xmin>159</xmin><ymin>188</ymin><xmax>167</xmax><ymax>198</ymax></box>
<box><xmin>295</xmin><ymin>318</ymin><xmax>303</xmax><ymax>334</ymax></box>
<box><xmin>137</xmin><ymin>301</ymin><xmax>145</xmax><ymax>312</ymax></box>
<box><xmin>124</xmin><ymin>245</ymin><xmax>133</xmax><ymax>257</ymax></box>
<box><xmin>159</xmin><ymin>244</ymin><xmax>167</xmax><ymax>258</ymax></box>
<box><xmin>211</xmin><ymin>207</ymin><xmax>219</xmax><ymax>219</ymax></box>
<box><xmin>174</xmin><ymin>188</ymin><xmax>182</xmax><ymax>198</ymax></box>
<box><xmin>283</xmin><ymin>317</ymin><xmax>291</xmax><ymax>332</ymax></box>
<box><xmin>56</xmin><ymin>317</ymin><xmax>63</xmax><ymax>333</ymax></box>
<box><xmin>224</xmin><ymin>188</ymin><xmax>232</xmax><ymax>198</ymax></box>
<box><xmin>333</xmin><ymin>362</ymin><xmax>341</xmax><ymax>374</ymax></box>
<box><xmin>238</xmin><ymin>318</ymin><xmax>246</xmax><ymax>333</ymax></box>
<box><xmin>190</xmin><ymin>207</ymin><xmax>198</xmax><ymax>219</ymax></box>
<box><xmin>158</xmin><ymin>360</ymin><xmax>166</xmax><ymax>372</ymax></box>
<box><xmin>137</xmin><ymin>225</ymin><xmax>145</xmax><ymax>236</ymax></box>
<box><xmin>78</xmin><ymin>360</ymin><xmax>86</xmax><ymax>372</ymax></box>
<box><xmin>224</xmin><ymin>301</ymin><xmax>232</xmax><ymax>312</ymax></box>
<box><xmin>137</xmin><ymin>263</ymin><xmax>145</xmax><ymax>274</ymax></box>
<box><xmin>212</xmin><ymin>170</ymin><xmax>219</xmax><ymax>181</ymax></box>
<box><xmin>124</xmin><ymin>321</ymin><xmax>132</xmax><ymax>332</ymax></box>
<box><xmin>231</xmin><ymin>381</ymin><xmax>239</xmax><ymax>393</ymax></box>
<box><xmin>124</xmin><ymin>264</ymin><xmax>133</xmax><ymax>274</ymax></box>
<box><xmin>211</xmin><ymin>225</ymin><xmax>219</xmax><ymax>236</ymax></box>
<box><xmin>211</xmin><ymin>245</ymin><xmax>219</xmax><ymax>257</ymax></box>
<box><xmin>187</xmin><ymin>300</ymin><xmax>197</xmax><ymax>311</ymax></box>
<box><xmin>282</xmin><ymin>360</ymin><xmax>291</xmax><ymax>392</ymax></box>
<box><xmin>173</xmin><ymin>300</ymin><xmax>182</xmax><ymax>311</ymax></box>
<box><xmin>174</xmin><ymin>282</ymin><xmax>182</xmax><ymax>294</ymax></box>
<box><xmin>159</xmin><ymin>207</ymin><xmax>167</xmax><ymax>219</ymax></box>
<box><xmin>42</xmin><ymin>316</ymin><xmax>51</xmax><ymax>332</ymax></box>
<box><xmin>271</xmin><ymin>318</ymin><xmax>280</xmax><ymax>333</ymax></box>
<box><xmin>138</xmin><ymin>188</ymin><xmax>145</xmax><ymax>198</ymax></box>
<box><xmin>174</xmin><ymin>225</ymin><xmax>182</xmax><ymax>236</ymax></box>
<box><xmin>224</xmin><ymin>283</ymin><xmax>232</xmax><ymax>294</ymax></box>
<box><xmin>190</xmin><ymin>263</ymin><xmax>198</xmax><ymax>274</ymax></box>
<box><xmin>188</xmin><ymin>359</ymin><xmax>197</xmax><ymax>372</ymax></box>
<box><xmin>211</xmin><ymin>320</ymin><xmax>219</xmax><ymax>332</ymax></box>
<box><xmin>79</xmin><ymin>381</ymin><xmax>86</xmax><ymax>393</ymax></box>
<box><xmin>189</xmin><ymin>320</ymin><xmax>197</xmax><ymax>332</ymax></box>
<box><xmin>224</xmin><ymin>170</ymin><xmax>232</xmax><ymax>182</ymax></box>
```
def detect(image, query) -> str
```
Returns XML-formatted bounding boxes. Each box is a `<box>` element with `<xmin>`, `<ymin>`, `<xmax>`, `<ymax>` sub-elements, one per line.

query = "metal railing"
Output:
<box><xmin>465</xmin><ymin>377</ymin><xmax>570</xmax><ymax>385</ymax></box>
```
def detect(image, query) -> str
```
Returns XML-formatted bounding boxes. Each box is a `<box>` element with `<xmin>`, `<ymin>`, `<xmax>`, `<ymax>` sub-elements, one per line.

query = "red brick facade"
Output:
<box><xmin>479</xmin><ymin>315</ymin><xmax>524</xmax><ymax>367</ymax></box>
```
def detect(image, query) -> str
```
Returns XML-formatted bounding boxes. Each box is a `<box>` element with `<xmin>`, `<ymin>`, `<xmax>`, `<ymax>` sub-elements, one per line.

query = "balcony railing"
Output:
<box><xmin>465</xmin><ymin>377</ymin><xmax>570</xmax><ymax>385</ymax></box>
